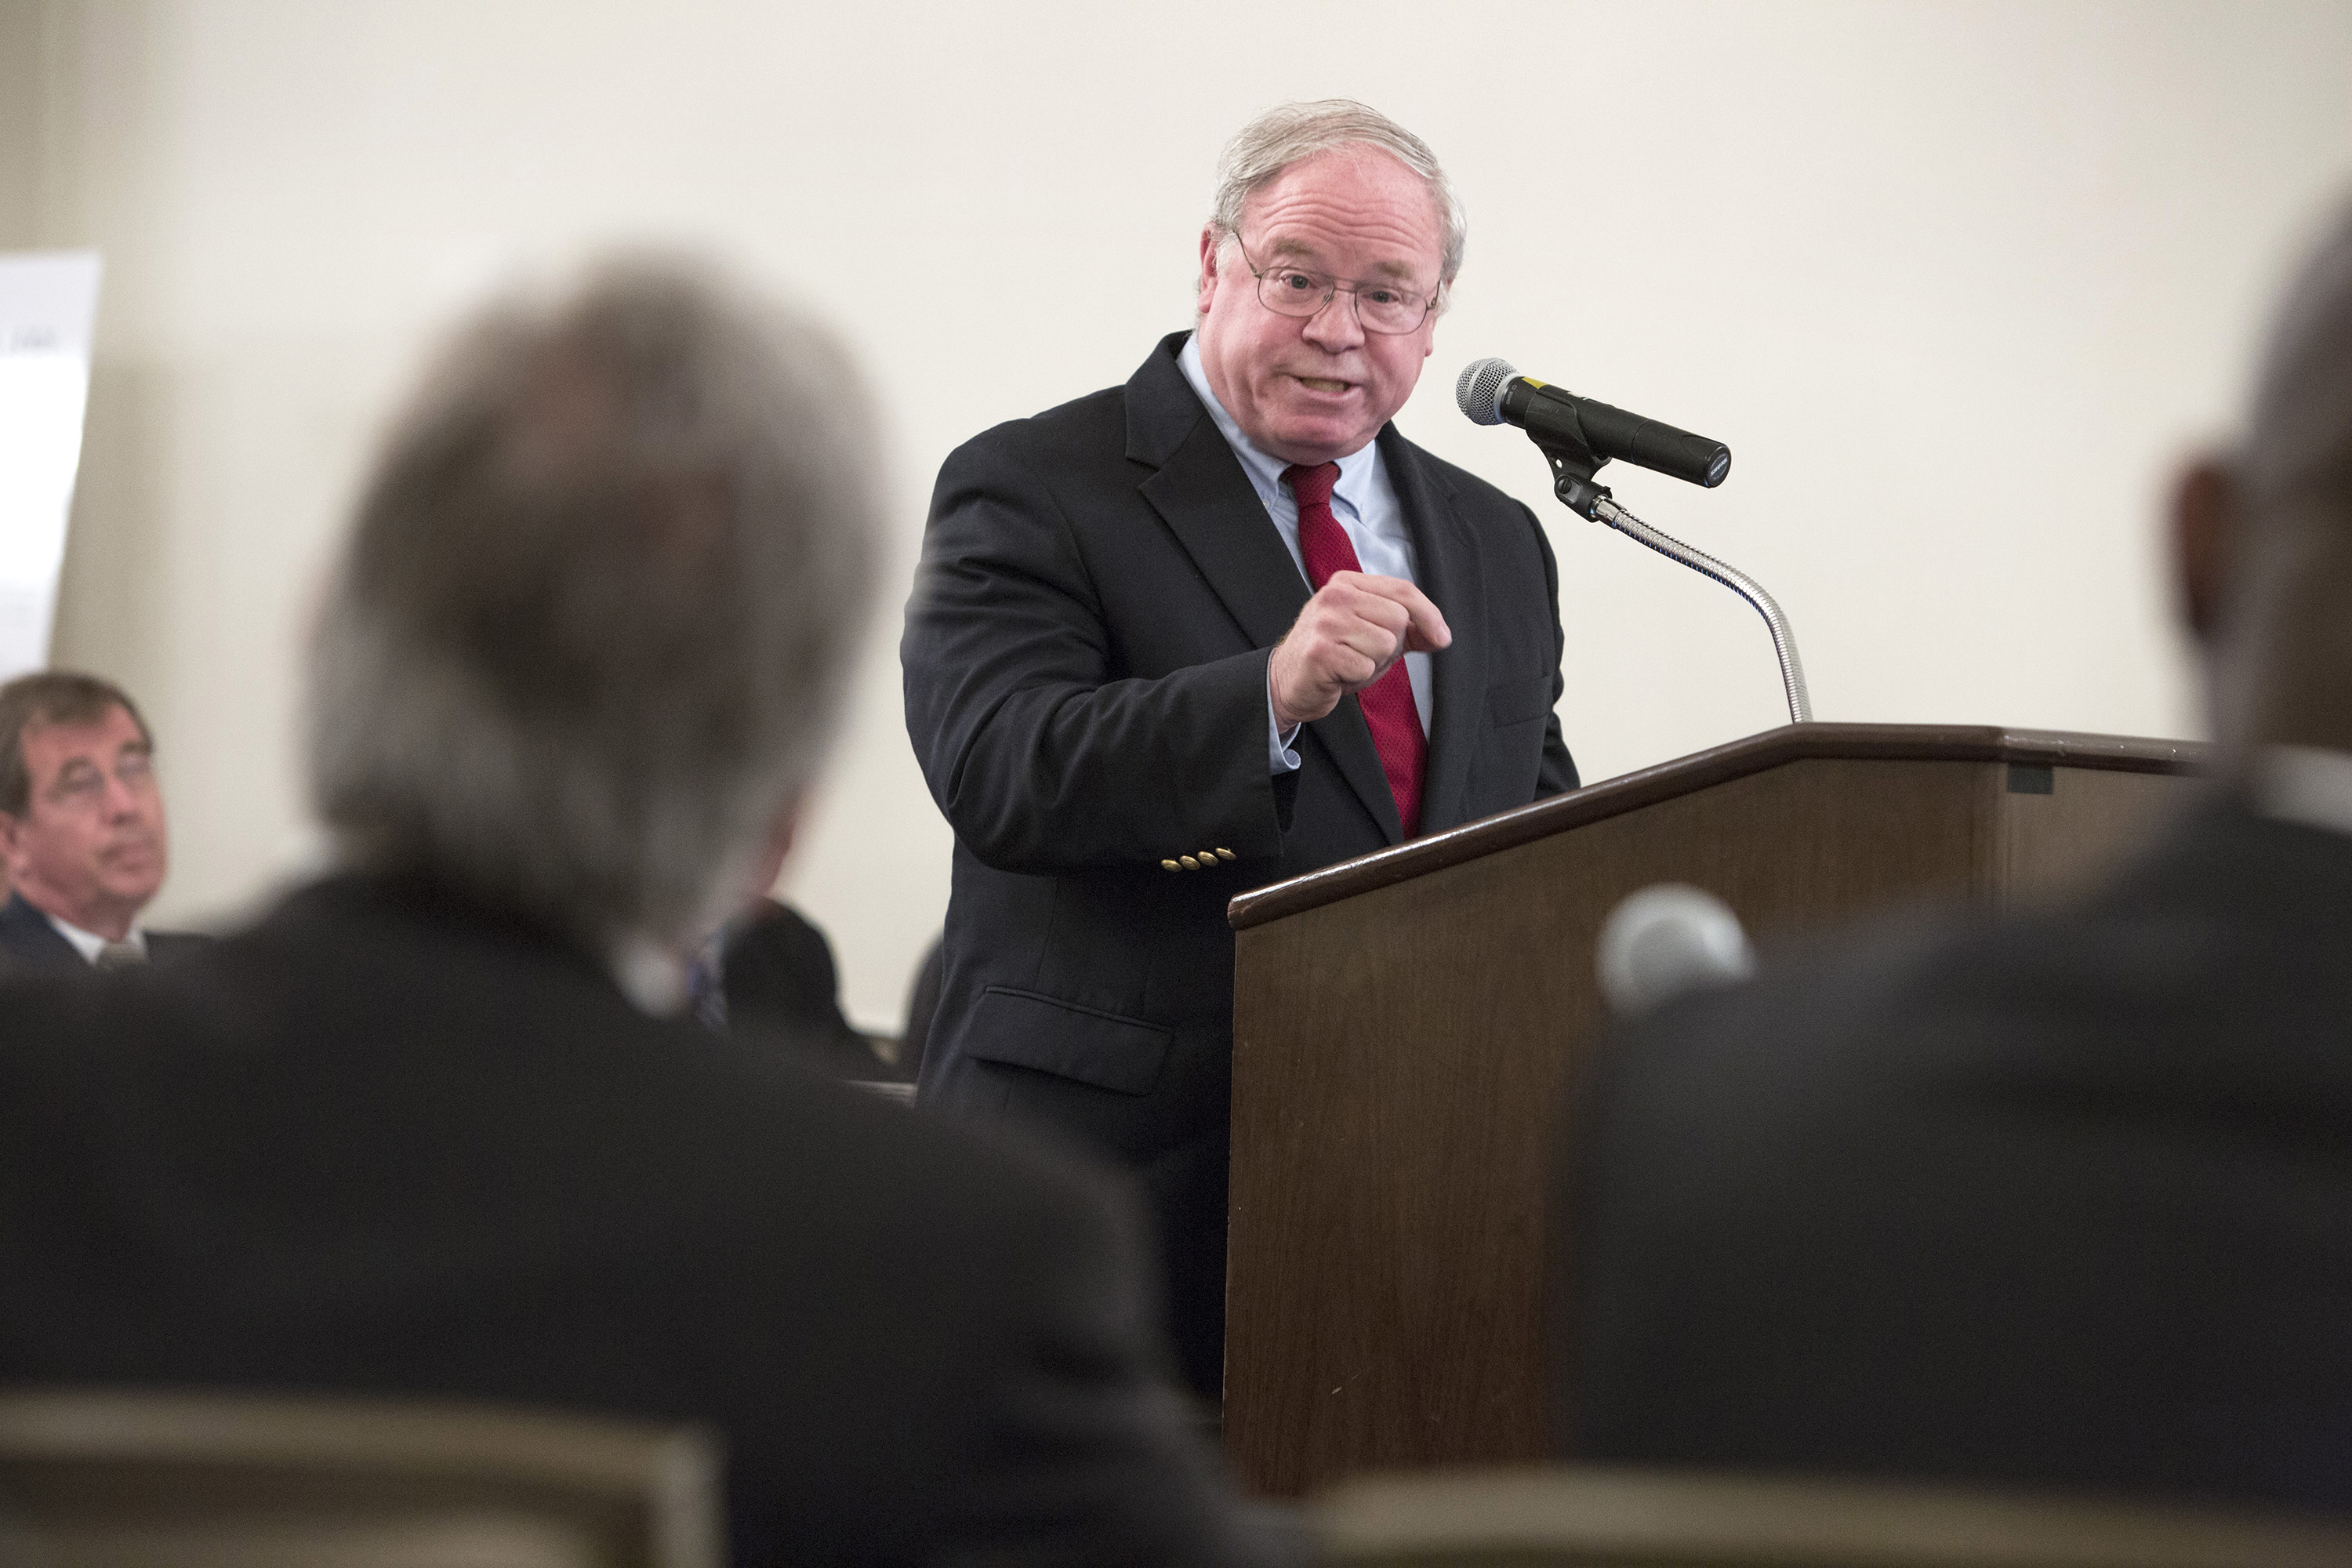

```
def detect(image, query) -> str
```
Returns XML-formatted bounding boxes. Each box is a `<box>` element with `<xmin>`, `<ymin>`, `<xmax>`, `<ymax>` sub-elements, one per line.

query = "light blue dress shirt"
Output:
<box><xmin>42</xmin><ymin>912</ymin><xmax>147</xmax><ymax>964</ymax></box>
<box><xmin>1176</xmin><ymin>335</ymin><xmax>1433</xmax><ymax>774</ymax></box>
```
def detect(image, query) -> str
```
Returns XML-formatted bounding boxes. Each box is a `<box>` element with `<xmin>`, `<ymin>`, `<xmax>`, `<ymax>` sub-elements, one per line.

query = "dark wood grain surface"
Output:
<box><xmin>1222</xmin><ymin>731</ymin><xmax>2207</xmax><ymax>1497</ymax></box>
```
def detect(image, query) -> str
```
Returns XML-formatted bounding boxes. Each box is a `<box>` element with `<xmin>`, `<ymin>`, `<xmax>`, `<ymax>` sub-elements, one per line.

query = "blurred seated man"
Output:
<box><xmin>688</xmin><ymin>896</ymin><xmax>901</xmax><ymax>1081</ymax></box>
<box><xmin>0</xmin><ymin>671</ymin><xmax>206</xmax><ymax>971</ymax></box>
<box><xmin>1559</xmin><ymin>197</ymin><xmax>2352</xmax><ymax>1514</ymax></box>
<box><xmin>896</xmin><ymin>934</ymin><xmax>946</xmax><ymax>1083</ymax></box>
<box><xmin>0</xmin><ymin>261</ymin><xmax>1297</xmax><ymax>1568</ymax></box>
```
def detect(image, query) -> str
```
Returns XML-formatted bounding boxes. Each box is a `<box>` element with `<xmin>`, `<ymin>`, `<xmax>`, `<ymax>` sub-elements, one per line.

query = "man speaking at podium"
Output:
<box><xmin>903</xmin><ymin>100</ymin><xmax>1579</xmax><ymax>1396</ymax></box>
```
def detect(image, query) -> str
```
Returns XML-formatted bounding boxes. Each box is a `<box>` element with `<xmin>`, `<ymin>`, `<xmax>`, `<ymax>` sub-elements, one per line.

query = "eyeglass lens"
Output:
<box><xmin>1256</xmin><ymin>267</ymin><xmax>1430</xmax><ymax>335</ymax></box>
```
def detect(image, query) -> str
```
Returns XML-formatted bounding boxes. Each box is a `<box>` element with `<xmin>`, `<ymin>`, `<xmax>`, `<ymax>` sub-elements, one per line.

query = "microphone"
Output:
<box><xmin>1595</xmin><ymin>884</ymin><xmax>1755</xmax><ymax>1015</ymax></box>
<box><xmin>1456</xmin><ymin>358</ymin><xmax>1730</xmax><ymax>489</ymax></box>
<box><xmin>1455</xmin><ymin>354</ymin><xmax>1812</xmax><ymax>724</ymax></box>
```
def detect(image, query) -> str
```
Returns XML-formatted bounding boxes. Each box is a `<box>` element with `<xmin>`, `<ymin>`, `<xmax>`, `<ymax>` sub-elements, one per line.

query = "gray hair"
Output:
<box><xmin>307</xmin><ymin>258</ymin><xmax>878</xmax><ymax>952</ymax></box>
<box><xmin>1208</xmin><ymin>99</ymin><xmax>1467</xmax><ymax>287</ymax></box>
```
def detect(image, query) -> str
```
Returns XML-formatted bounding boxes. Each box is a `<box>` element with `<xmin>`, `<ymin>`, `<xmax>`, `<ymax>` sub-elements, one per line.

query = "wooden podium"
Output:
<box><xmin>1221</xmin><ymin>723</ymin><xmax>2207</xmax><ymax>1497</ymax></box>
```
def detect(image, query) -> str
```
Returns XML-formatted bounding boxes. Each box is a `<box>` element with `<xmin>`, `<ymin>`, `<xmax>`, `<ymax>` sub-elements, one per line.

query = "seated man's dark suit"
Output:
<box><xmin>904</xmin><ymin>332</ymin><xmax>1577</xmax><ymax>1392</ymax></box>
<box><xmin>1563</xmin><ymin>793</ymin><xmax>2352</xmax><ymax>1512</ymax></box>
<box><xmin>0</xmin><ymin>890</ymin><xmax>209</xmax><ymax>970</ymax></box>
<box><xmin>717</xmin><ymin>898</ymin><xmax>896</xmax><ymax>1081</ymax></box>
<box><xmin>0</xmin><ymin>873</ymin><xmax>1298</xmax><ymax>1568</ymax></box>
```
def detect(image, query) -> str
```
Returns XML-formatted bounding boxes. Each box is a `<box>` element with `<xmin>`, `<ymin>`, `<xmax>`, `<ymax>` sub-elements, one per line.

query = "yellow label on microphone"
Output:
<box><xmin>1523</xmin><ymin>377</ymin><xmax>1547</xmax><ymax>390</ymax></box>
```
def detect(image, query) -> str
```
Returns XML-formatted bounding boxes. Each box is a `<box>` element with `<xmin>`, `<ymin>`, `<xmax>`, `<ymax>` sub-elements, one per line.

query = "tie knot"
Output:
<box><xmin>1283</xmin><ymin>462</ymin><xmax>1340</xmax><ymax>510</ymax></box>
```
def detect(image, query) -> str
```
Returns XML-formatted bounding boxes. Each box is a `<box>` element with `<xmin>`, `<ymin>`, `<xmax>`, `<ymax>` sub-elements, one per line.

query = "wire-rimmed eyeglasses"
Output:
<box><xmin>1233</xmin><ymin>234</ymin><xmax>1438</xmax><ymax>336</ymax></box>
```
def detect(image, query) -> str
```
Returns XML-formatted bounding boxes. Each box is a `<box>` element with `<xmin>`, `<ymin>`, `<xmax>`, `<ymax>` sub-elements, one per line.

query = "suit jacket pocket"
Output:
<box><xmin>966</xmin><ymin>986</ymin><xmax>1172</xmax><ymax>1096</ymax></box>
<box><xmin>1486</xmin><ymin>674</ymin><xmax>1552</xmax><ymax>727</ymax></box>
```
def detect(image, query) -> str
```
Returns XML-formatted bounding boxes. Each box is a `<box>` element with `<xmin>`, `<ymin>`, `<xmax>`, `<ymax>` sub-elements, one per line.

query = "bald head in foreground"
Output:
<box><xmin>1561</xmin><ymin>198</ymin><xmax>2352</xmax><ymax>1509</ymax></box>
<box><xmin>0</xmin><ymin>263</ymin><xmax>1298</xmax><ymax>1566</ymax></box>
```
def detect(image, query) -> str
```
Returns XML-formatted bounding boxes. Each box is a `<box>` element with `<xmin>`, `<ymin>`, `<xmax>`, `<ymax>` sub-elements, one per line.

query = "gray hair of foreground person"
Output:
<box><xmin>2186</xmin><ymin>198</ymin><xmax>2352</xmax><ymax>763</ymax></box>
<box><xmin>1207</xmin><ymin>98</ymin><xmax>1468</xmax><ymax>289</ymax></box>
<box><xmin>306</xmin><ymin>260</ymin><xmax>879</xmax><ymax>955</ymax></box>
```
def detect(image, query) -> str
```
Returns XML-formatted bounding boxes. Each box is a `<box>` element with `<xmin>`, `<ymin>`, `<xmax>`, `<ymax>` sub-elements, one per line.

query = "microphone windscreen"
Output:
<box><xmin>1455</xmin><ymin>358</ymin><xmax>1517</xmax><ymax>426</ymax></box>
<box><xmin>1595</xmin><ymin>883</ymin><xmax>1755</xmax><ymax>1015</ymax></box>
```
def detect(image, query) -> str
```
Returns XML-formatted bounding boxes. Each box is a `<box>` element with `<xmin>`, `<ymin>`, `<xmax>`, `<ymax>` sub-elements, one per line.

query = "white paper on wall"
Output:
<box><xmin>0</xmin><ymin>251</ymin><xmax>104</xmax><ymax>682</ymax></box>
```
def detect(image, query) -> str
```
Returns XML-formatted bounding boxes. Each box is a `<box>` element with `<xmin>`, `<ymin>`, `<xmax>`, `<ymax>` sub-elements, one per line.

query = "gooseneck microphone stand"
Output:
<box><xmin>1541</xmin><ymin>441</ymin><xmax>1813</xmax><ymax>724</ymax></box>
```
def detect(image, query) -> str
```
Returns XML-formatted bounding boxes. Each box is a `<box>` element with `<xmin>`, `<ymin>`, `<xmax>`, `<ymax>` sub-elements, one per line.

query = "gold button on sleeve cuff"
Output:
<box><xmin>1161</xmin><ymin>859</ymin><xmax>1181</xmax><ymax>872</ymax></box>
<box><xmin>1179</xmin><ymin>855</ymin><xmax>1200</xmax><ymax>870</ymax></box>
<box><xmin>1215</xmin><ymin>848</ymin><xmax>1236</xmax><ymax>862</ymax></box>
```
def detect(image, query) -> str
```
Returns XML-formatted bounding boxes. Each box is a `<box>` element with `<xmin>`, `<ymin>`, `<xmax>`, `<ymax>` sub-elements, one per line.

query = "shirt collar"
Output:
<box><xmin>2252</xmin><ymin>744</ymin><xmax>2352</xmax><ymax>840</ymax></box>
<box><xmin>1176</xmin><ymin>332</ymin><xmax>1381</xmax><ymax>514</ymax></box>
<box><xmin>608</xmin><ymin>933</ymin><xmax>690</xmax><ymax>1016</ymax></box>
<box><xmin>43</xmin><ymin>911</ymin><xmax>146</xmax><ymax>964</ymax></box>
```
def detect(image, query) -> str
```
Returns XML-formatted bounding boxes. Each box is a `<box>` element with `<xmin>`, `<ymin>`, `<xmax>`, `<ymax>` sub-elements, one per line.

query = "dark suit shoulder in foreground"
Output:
<box><xmin>1564</xmin><ymin>797</ymin><xmax>2352</xmax><ymax>1512</ymax></box>
<box><xmin>0</xmin><ymin>874</ymin><xmax>1296</xmax><ymax>1567</ymax></box>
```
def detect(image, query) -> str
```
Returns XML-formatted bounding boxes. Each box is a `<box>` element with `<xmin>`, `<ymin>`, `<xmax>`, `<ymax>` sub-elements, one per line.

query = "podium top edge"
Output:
<box><xmin>1225</xmin><ymin>722</ymin><xmax>2211</xmax><ymax>932</ymax></box>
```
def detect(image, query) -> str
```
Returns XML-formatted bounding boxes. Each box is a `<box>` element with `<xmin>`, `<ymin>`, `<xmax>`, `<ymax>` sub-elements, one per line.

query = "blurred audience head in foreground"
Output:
<box><xmin>0</xmin><ymin>670</ymin><xmax>201</xmax><ymax>967</ymax></box>
<box><xmin>1562</xmin><ymin>194</ymin><xmax>2352</xmax><ymax>1513</ymax></box>
<box><xmin>307</xmin><ymin>259</ymin><xmax>872</xmax><ymax>1003</ymax></box>
<box><xmin>2184</xmin><ymin>198</ymin><xmax>2352</xmax><ymax>766</ymax></box>
<box><xmin>0</xmin><ymin>260</ymin><xmax>1291</xmax><ymax>1568</ymax></box>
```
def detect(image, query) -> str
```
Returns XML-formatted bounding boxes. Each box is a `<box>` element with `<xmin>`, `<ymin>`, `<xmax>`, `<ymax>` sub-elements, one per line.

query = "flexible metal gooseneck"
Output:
<box><xmin>1588</xmin><ymin>495</ymin><xmax>1812</xmax><ymax>724</ymax></box>
<box><xmin>1456</xmin><ymin>357</ymin><xmax>1813</xmax><ymax>726</ymax></box>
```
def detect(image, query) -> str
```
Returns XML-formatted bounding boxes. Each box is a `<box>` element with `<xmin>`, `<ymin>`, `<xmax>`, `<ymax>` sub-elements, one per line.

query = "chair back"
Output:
<box><xmin>0</xmin><ymin>1389</ymin><xmax>724</xmax><ymax>1568</ymax></box>
<box><xmin>1312</xmin><ymin>1465</ymin><xmax>2352</xmax><ymax>1567</ymax></box>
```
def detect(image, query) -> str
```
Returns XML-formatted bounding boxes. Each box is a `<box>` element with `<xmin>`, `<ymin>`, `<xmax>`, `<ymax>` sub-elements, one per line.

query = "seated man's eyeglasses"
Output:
<box><xmin>1235</xmin><ymin>234</ymin><xmax>1438</xmax><ymax>336</ymax></box>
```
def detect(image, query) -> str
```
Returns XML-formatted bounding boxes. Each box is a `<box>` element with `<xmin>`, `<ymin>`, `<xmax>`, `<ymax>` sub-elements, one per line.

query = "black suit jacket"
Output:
<box><xmin>0</xmin><ymin>891</ymin><xmax>209</xmax><ymax>971</ymax></box>
<box><xmin>1563</xmin><ymin>796</ymin><xmax>2352</xmax><ymax>1511</ymax></box>
<box><xmin>902</xmin><ymin>332</ymin><xmax>1577</xmax><ymax>1389</ymax></box>
<box><xmin>0</xmin><ymin>873</ymin><xmax>1299</xmax><ymax>1568</ymax></box>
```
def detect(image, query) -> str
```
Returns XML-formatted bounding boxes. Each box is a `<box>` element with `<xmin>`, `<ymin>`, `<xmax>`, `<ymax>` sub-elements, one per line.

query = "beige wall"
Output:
<box><xmin>0</xmin><ymin>3</ymin><xmax>38</xmax><ymax>249</ymax></box>
<box><xmin>16</xmin><ymin>0</ymin><xmax>2352</xmax><ymax>1028</ymax></box>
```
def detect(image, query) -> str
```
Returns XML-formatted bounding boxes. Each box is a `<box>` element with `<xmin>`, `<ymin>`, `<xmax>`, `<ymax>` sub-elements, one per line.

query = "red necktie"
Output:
<box><xmin>1285</xmin><ymin>462</ymin><xmax>1426</xmax><ymax>838</ymax></box>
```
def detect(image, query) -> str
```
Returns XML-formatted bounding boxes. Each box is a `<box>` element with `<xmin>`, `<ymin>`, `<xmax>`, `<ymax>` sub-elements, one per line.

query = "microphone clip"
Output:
<box><xmin>1534</xmin><ymin>436</ymin><xmax>1612</xmax><ymax>521</ymax></box>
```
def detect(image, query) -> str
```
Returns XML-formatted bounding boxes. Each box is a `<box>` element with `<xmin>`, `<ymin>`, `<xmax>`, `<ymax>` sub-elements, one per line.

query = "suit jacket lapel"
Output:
<box><xmin>1385</xmin><ymin>427</ymin><xmax>1486</xmax><ymax>835</ymax></box>
<box><xmin>1305</xmin><ymin>699</ymin><xmax>1405</xmax><ymax>844</ymax></box>
<box><xmin>1127</xmin><ymin>336</ymin><xmax>1403</xmax><ymax>841</ymax></box>
<box><xmin>0</xmin><ymin>891</ymin><xmax>86</xmax><ymax>968</ymax></box>
<box><xmin>1137</xmin><ymin>415</ymin><xmax>1310</xmax><ymax>652</ymax></box>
